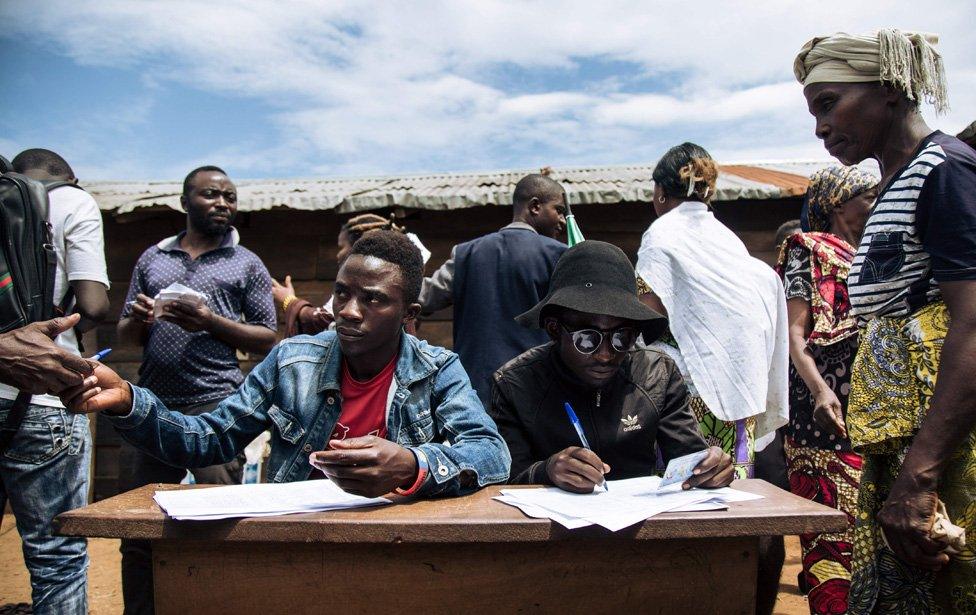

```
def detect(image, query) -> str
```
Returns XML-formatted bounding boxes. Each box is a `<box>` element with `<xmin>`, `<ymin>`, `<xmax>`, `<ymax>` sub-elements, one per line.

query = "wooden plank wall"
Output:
<box><xmin>90</xmin><ymin>197</ymin><xmax>800</xmax><ymax>500</ymax></box>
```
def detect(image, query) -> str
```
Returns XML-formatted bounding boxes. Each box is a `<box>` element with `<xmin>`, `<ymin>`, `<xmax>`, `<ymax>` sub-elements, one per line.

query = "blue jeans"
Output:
<box><xmin>0</xmin><ymin>400</ymin><xmax>90</xmax><ymax>615</ymax></box>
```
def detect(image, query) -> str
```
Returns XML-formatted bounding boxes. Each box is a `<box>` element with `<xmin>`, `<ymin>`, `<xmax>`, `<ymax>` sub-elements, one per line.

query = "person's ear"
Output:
<box><xmin>528</xmin><ymin>196</ymin><xmax>542</xmax><ymax>217</ymax></box>
<box><xmin>882</xmin><ymin>83</ymin><xmax>907</xmax><ymax>108</ymax></box>
<box><xmin>403</xmin><ymin>302</ymin><xmax>422</xmax><ymax>324</ymax></box>
<box><xmin>180</xmin><ymin>194</ymin><xmax>188</xmax><ymax>211</ymax></box>
<box><xmin>543</xmin><ymin>317</ymin><xmax>560</xmax><ymax>341</ymax></box>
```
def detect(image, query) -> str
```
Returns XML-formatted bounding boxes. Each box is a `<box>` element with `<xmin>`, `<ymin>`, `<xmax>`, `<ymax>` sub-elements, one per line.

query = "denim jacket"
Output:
<box><xmin>108</xmin><ymin>331</ymin><xmax>511</xmax><ymax>496</ymax></box>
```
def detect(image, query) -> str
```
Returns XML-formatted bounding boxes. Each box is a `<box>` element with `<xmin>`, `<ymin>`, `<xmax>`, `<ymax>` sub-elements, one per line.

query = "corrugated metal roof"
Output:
<box><xmin>85</xmin><ymin>160</ymin><xmax>870</xmax><ymax>215</ymax></box>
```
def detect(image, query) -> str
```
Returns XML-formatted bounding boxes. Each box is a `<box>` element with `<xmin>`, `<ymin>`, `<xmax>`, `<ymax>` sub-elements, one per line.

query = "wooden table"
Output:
<box><xmin>55</xmin><ymin>479</ymin><xmax>845</xmax><ymax>614</ymax></box>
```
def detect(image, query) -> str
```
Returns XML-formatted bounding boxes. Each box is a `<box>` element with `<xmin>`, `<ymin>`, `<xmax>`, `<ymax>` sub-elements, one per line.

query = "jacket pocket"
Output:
<box><xmin>859</xmin><ymin>232</ymin><xmax>906</xmax><ymax>284</ymax></box>
<box><xmin>268</xmin><ymin>405</ymin><xmax>306</xmax><ymax>444</ymax></box>
<box><xmin>2</xmin><ymin>408</ymin><xmax>71</xmax><ymax>464</ymax></box>
<box><xmin>398</xmin><ymin>416</ymin><xmax>435</xmax><ymax>446</ymax></box>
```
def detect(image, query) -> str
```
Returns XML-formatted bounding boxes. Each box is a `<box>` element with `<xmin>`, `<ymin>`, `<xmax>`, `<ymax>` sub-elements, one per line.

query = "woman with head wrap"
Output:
<box><xmin>635</xmin><ymin>142</ymin><xmax>791</xmax><ymax>615</ymax></box>
<box><xmin>775</xmin><ymin>165</ymin><xmax>877</xmax><ymax>615</ymax></box>
<box><xmin>272</xmin><ymin>213</ymin><xmax>430</xmax><ymax>337</ymax></box>
<box><xmin>796</xmin><ymin>29</ymin><xmax>976</xmax><ymax>613</ymax></box>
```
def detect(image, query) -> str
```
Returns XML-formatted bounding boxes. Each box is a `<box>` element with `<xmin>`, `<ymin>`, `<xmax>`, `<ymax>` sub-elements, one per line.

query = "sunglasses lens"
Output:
<box><xmin>571</xmin><ymin>330</ymin><xmax>602</xmax><ymax>354</ymax></box>
<box><xmin>610</xmin><ymin>329</ymin><xmax>638</xmax><ymax>352</ymax></box>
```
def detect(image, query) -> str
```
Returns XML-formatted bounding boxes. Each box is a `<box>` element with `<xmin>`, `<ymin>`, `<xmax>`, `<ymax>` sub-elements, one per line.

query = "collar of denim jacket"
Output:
<box><xmin>316</xmin><ymin>330</ymin><xmax>438</xmax><ymax>393</ymax></box>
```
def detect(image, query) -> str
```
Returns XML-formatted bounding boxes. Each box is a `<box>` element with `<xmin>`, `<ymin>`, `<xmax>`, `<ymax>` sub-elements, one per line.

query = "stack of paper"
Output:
<box><xmin>154</xmin><ymin>480</ymin><xmax>390</xmax><ymax>521</ymax></box>
<box><xmin>495</xmin><ymin>476</ymin><xmax>762</xmax><ymax>531</ymax></box>
<box><xmin>153</xmin><ymin>282</ymin><xmax>208</xmax><ymax>318</ymax></box>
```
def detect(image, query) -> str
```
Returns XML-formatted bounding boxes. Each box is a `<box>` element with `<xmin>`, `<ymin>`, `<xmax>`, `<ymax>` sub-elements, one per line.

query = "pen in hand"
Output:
<box><xmin>563</xmin><ymin>402</ymin><xmax>608</xmax><ymax>492</ymax></box>
<box><xmin>88</xmin><ymin>348</ymin><xmax>112</xmax><ymax>362</ymax></box>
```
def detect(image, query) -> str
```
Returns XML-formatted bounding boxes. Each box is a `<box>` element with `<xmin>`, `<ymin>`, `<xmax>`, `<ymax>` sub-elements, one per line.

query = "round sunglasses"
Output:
<box><xmin>559</xmin><ymin>323</ymin><xmax>639</xmax><ymax>355</ymax></box>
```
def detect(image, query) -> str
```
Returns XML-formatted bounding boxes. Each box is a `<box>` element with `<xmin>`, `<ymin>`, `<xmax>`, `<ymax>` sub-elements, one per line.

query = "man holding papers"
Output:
<box><xmin>61</xmin><ymin>230</ymin><xmax>511</xmax><ymax>495</ymax></box>
<box><xmin>489</xmin><ymin>241</ymin><xmax>733</xmax><ymax>493</ymax></box>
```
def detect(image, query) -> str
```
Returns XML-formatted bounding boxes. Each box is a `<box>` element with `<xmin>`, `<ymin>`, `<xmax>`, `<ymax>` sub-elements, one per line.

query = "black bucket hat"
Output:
<box><xmin>516</xmin><ymin>240</ymin><xmax>668</xmax><ymax>343</ymax></box>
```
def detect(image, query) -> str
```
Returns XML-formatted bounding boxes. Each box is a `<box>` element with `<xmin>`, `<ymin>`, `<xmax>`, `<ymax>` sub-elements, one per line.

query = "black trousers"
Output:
<box><xmin>116</xmin><ymin>399</ymin><xmax>244</xmax><ymax>615</ymax></box>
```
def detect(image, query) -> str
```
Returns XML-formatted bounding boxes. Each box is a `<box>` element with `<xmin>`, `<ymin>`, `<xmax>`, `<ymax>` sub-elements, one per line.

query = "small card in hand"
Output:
<box><xmin>658</xmin><ymin>449</ymin><xmax>710</xmax><ymax>490</ymax></box>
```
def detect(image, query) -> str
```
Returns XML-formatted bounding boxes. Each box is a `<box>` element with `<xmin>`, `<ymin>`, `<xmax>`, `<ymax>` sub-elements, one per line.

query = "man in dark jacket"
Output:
<box><xmin>419</xmin><ymin>174</ymin><xmax>567</xmax><ymax>405</ymax></box>
<box><xmin>489</xmin><ymin>240</ymin><xmax>733</xmax><ymax>492</ymax></box>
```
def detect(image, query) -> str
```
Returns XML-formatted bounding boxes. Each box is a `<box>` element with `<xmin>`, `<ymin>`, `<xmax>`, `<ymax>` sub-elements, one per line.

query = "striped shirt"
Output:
<box><xmin>849</xmin><ymin>132</ymin><xmax>976</xmax><ymax>321</ymax></box>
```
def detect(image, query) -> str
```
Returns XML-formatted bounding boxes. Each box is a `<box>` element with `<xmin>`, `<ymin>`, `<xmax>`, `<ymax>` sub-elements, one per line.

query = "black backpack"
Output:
<box><xmin>0</xmin><ymin>161</ymin><xmax>82</xmax><ymax>452</ymax></box>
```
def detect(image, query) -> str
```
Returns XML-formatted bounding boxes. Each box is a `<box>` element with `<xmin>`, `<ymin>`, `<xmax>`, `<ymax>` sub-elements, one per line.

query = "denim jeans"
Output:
<box><xmin>0</xmin><ymin>399</ymin><xmax>90</xmax><ymax>615</ymax></box>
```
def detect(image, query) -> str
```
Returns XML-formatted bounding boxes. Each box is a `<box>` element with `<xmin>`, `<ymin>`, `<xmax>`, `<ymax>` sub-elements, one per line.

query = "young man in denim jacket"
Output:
<box><xmin>62</xmin><ymin>230</ymin><xmax>511</xmax><ymax>502</ymax></box>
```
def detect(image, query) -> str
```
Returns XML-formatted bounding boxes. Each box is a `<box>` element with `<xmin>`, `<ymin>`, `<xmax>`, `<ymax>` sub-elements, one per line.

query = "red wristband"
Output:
<box><xmin>395</xmin><ymin>448</ymin><xmax>429</xmax><ymax>496</ymax></box>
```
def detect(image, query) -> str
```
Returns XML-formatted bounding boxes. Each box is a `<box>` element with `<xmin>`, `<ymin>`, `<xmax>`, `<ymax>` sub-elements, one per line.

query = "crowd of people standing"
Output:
<box><xmin>0</xmin><ymin>26</ymin><xmax>974</xmax><ymax>615</ymax></box>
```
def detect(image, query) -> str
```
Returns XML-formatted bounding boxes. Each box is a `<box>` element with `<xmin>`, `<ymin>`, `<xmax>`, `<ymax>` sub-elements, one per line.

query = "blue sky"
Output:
<box><xmin>1</xmin><ymin>1</ymin><xmax>973</xmax><ymax>181</ymax></box>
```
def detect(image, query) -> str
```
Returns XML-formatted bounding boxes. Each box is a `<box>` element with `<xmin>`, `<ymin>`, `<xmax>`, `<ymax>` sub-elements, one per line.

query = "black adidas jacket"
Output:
<box><xmin>489</xmin><ymin>342</ymin><xmax>706</xmax><ymax>484</ymax></box>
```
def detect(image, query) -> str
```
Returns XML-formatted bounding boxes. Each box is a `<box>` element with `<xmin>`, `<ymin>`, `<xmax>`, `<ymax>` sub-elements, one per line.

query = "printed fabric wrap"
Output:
<box><xmin>784</xmin><ymin>439</ymin><xmax>863</xmax><ymax>615</ymax></box>
<box><xmin>776</xmin><ymin>231</ymin><xmax>858</xmax><ymax>347</ymax></box>
<box><xmin>845</xmin><ymin>299</ymin><xmax>976</xmax><ymax>612</ymax></box>
<box><xmin>847</xmin><ymin>301</ymin><xmax>948</xmax><ymax>454</ymax></box>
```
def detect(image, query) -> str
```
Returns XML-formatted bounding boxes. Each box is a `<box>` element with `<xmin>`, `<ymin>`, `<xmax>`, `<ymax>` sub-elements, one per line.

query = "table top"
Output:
<box><xmin>55</xmin><ymin>479</ymin><xmax>847</xmax><ymax>544</ymax></box>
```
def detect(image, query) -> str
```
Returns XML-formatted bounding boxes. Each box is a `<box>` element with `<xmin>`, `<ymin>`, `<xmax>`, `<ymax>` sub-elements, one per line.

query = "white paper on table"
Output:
<box><xmin>496</xmin><ymin>476</ymin><xmax>762</xmax><ymax>531</ymax></box>
<box><xmin>499</xmin><ymin>486</ymin><xmax>715</xmax><ymax>532</ymax></box>
<box><xmin>153</xmin><ymin>480</ymin><xmax>390</xmax><ymax>521</ymax></box>
<box><xmin>671</xmin><ymin>499</ymin><xmax>729</xmax><ymax>512</ymax></box>
<box><xmin>619</xmin><ymin>475</ymin><xmax>764</xmax><ymax>503</ymax></box>
<box><xmin>492</xmin><ymin>496</ymin><xmax>592</xmax><ymax>529</ymax></box>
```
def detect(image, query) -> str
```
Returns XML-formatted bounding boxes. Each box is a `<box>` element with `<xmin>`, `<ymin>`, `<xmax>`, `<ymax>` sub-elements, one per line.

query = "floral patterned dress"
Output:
<box><xmin>777</xmin><ymin>232</ymin><xmax>864</xmax><ymax>615</ymax></box>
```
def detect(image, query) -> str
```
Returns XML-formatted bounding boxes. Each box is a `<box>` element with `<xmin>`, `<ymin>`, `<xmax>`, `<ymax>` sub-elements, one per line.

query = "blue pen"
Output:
<box><xmin>88</xmin><ymin>348</ymin><xmax>112</xmax><ymax>362</ymax></box>
<box><xmin>563</xmin><ymin>402</ymin><xmax>608</xmax><ymax>492</ymax></box>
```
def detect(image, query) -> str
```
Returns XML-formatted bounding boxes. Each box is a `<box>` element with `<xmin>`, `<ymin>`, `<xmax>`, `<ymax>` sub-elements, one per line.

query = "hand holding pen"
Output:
<box><xmin>88</xmin><ymin>348</ymin><xmax>112</xmax><ymax>362</ymax></box>
<box><xmin>544</xmin><ymin>402</ymin><xmax>610</xmax><ymax>494</ymax></box>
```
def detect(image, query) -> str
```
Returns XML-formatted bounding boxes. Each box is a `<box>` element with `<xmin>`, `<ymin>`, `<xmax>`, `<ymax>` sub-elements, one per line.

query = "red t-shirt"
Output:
<box><xmin>329</xmin><ymin>356</ymin><xmax>397</xmax><ymax>442</ymax></box>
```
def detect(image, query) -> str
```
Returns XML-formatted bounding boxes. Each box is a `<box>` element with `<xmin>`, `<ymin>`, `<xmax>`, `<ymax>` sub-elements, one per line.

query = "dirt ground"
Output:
<box><xmin>0</xmin><ymin>513</ymin><xmax>811</xmax><ymax>613</ymax></box>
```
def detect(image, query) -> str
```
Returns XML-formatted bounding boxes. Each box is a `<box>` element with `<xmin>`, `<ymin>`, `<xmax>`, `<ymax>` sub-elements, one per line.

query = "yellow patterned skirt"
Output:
<box><xmin>846</xmin><ymin>302</ymin><xmax>976</xmax><ymax>614</ymax></box>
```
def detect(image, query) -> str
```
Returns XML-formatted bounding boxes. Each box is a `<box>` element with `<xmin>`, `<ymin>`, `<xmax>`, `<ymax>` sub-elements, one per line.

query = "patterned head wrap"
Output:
<box><xmin>803</xmin><ymin>166</ymin><xmax>877</xmax><ymax>232</ymax></box>
<box><xmin>793</xmin><ymin>29</ymin><xmax>948</xmax><ymax>114</ymax></box>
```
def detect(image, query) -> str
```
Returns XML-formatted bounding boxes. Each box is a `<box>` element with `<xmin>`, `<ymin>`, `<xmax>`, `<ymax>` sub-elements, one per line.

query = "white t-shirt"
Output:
<box><xmin>0</xmin><ymin>185</ymin><xmax>110</xmax><ymax>407</ymax></box>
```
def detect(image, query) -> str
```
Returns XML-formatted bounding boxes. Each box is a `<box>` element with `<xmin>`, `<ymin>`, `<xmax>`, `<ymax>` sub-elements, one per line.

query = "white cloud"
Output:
<box><xmin>1</xmin><ymin>0</ymin><xmax>974</xmax><ymax>178</ymax></box>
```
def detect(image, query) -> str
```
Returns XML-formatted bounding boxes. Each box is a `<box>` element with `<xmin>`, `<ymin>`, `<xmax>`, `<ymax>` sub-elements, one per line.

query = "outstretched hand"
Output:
<box><xmin>59</xmin><ymin>361</ymin><xmax>133</xmax><ymax>416</ymax></box>
<box><xmin>0</xmin><ymin>314</ymin><xmax>92</xmax><ymax>394</ymax></box>
<box><xmin>271</xmin><ymin>275</ymin><xmax>295</xmax><ymax>307</ymax></box>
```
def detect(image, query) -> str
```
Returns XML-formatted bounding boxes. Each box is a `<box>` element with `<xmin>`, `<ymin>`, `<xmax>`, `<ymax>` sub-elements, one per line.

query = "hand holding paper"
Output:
<box><xmin>155</xmin><ymin>283</ymin><xmax>212</xmax><ymax>332</ymax></box>
<box><xmin>661</xmin><ymin>446</ymin><xmax>735</xmax><ymax>490</ymax></box>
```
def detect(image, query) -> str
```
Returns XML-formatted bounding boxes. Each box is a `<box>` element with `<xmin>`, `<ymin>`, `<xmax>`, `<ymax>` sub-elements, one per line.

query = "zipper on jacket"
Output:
<box><xmin>584</xmin><ymin>390</ymin><xmax>602</xmax><ymax>457</ymax></box>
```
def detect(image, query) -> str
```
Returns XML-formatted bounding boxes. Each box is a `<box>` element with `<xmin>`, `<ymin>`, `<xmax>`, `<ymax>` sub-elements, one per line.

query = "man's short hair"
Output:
<box><xmin>349</xmin><ymin>230</ymin><xmax>423</xmax><ymax>304</ymax></box>
<box><xmin>12</xmin><ymin>148</ymin><xmax>74</xmax><ymax>180</ymax></box>
<box><xmin>513</xmin><ymin>174</ymin><xmax>564</xmax><ymax>210</ymax></box>
<box><xmin>774</xmin><ymin>219</ymin><xmax>802</xmax><ymax>250</ymax></box>
<box><xmin>182</xmin><ymin>165</ymin><xmax>228</xmax><ymax>198</ymax></box>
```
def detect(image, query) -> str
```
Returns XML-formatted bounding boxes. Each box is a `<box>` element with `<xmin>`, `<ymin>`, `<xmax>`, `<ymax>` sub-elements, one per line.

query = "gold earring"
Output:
<box><xmin>658</xmin><ymin>195</ymin><xmax>666</xmax><ymax>204</ymax></box>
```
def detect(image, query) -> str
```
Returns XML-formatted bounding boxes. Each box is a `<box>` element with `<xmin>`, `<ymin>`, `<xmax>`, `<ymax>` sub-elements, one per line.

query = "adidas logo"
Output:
<box><xmin>621</xmin><ymin>414</ymin><xmax>641</xmax><ymax>432</ymax></box>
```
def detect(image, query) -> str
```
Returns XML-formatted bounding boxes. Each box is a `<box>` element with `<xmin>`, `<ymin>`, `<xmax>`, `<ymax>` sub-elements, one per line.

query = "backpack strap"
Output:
<box><xmin>42</xmin><ymin>180</ymin><xmax>83</xmax><ymax>193</ymax></box>
<box><xmin>43</xmin><ymin>180</ymin><xmax>86</xmax><ymax>348</ymax></box>
<box><xmin>0</xmin><ymin>391</ymin><xmax>31</xmax><ymax>454</ymax></box>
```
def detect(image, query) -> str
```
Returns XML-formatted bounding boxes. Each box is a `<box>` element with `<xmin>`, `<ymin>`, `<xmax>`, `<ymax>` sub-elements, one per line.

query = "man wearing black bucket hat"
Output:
<box><xmin>488</xmin><ymin>241</ymin><xmax>733</xmax><ymax>493</ymax></box>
